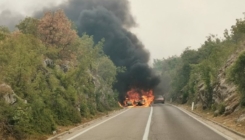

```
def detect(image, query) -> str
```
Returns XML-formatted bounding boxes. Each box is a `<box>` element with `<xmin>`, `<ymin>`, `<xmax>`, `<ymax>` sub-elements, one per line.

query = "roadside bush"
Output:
<box><xmin>52</xmin><ymin>95</ymin><xmax>81</xmax><ymax>125</ymax></box>
<box><xmin>218</xmin><ymin>103</ymin><xmax>226</xmax><ymax>115</ymax></box>
<box><xmin>0</xmin><ymin>11</ymin><xmax>119</xmax><ymax>139</ymax></box>
<box><xmin>87</xmin><ymin>101</ymin><xmax>97</xmax><ymax>116</ymax></box>
<box><xmin>240</xmin><ymin>96</ymin><xmax>245</xmax><ymax>107</ymax></box>
<box><xmin>80</xmin><ymin>101</ymin><xmax>90</xmax><ymax>118</ymax></box>
<box><xmin>229</xmin><ymin>51</ymin><xmax>245</xmax><ymax>106</ymax></box>
<box><xmin>29</xmin><ymin>96</ymin><xmax>56</xmax><ymax>134</ymax></box>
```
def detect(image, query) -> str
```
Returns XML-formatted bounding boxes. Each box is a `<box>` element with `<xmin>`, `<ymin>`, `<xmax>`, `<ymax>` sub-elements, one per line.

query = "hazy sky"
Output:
<box><xmin>0</xmin><ymin>0</ymin><xmax>245</xmax><ymax>63</ymax></box>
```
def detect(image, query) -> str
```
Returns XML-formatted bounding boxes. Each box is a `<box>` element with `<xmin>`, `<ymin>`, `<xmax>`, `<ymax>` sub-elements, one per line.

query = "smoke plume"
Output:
<box><xmin>0</xmin><ymin>10</ymin><xmax>24</xmax><ymax>31</ymax></box>
<box><xmin>1</xmin><ymin>0</ymin><xmax>160</xmax><ymax>101</ymax></box>
<box><xmin>37</xmin><ymin>0</ymin><xmax>160</xmax><ymax>101</ymax></box>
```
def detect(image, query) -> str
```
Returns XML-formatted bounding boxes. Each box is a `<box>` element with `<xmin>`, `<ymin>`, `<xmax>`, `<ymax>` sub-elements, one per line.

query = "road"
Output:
<box><xmin>59</xmin><ymin>104</ymin><xmax>229</xmax><ymax>140</ymax></box>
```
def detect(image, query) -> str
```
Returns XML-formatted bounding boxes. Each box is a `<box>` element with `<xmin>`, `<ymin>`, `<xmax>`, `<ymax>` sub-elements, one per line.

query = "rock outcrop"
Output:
<box><xmin>213</xmin><ymin>54</ymin><xmax>238</xmax><ymax>104</ymax></box>
<box><xmin>196</xmin><ymin>50</ymin><xmax>242</xmax><ymax>115</ymax></box>
<box><xmin>0</xmin><ymin>83</ymin><xmax>16</xmax><ymax>104</ymax></box>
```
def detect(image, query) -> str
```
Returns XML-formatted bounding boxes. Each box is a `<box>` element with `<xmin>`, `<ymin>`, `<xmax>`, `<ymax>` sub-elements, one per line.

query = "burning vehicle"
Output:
<box><xmin>125</xmin><ymin>97</ymin><xmax>145</xmax><ymax>106</ymax></box>
<box><xmin>123</xmin><ymin>88</ymin><xmax>154</xmax><ymax>107</ymax></box>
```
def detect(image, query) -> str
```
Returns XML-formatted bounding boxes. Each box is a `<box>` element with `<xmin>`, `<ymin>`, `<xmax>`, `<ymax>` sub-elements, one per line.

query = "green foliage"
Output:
<box><xmin>231</xmin><ymin>17</ymin><xmax>245</xmax><ymax>43</ymax></box>
<box><xmin>16</xmin><ymin>17</ymin><xmax>39</xmax><ymax>36</ymax></box>
<box><xmin>0</xmin><ymin>11</ymin><xmax>120</xmax><ymax>139</ymax></box>
<box><xmin>30</xmin><ymin>97</ymin><xmax>56</xmax><ymax>133</ymax></box>
<box><xmin>218</xmin><ymin>103</ymin><xmax>226</xmax><ymax>115</ymax></box>
<box><xmin>96</xmin><ymin>56</ymin><xmax>117</xmax><ymax>86</ymax></box>
<box><xmin>153</xmin><ymin>59</ymin><xmax>163</xmax><ymax>74</ymax></box>
<box><xmin>229</xmin><ymin>51</ymin><xmax>245</xmax><ymax>106</ymax></box>
<box><xmin>198</xmin><ymin>61</ymin><xmax>213</xmax><ymax>108</ymax></box>
<box><xmin>181</xmin><ymin>47</ymin><xmax>199</xmax><ymax>64</ymax></box>
<box><xmin>0</xmin><ymin>34</ymin><xmax>45</xmax><ymax>96</ymax></box>
<box><xmin>154</xmin><ymin>17</ymin><xmax>241</xmax><ymax>107</ymax></box>
<box><xmin>241</xmin><ymin>97</ymin><xmax>245</xmax><ymax>107</ymax></box>
<box><xmin>212</xmin><ymin>103</ymin><xmax>225</xmax><ymax>116</ymax></box>
<box><xmin>0</xmin><ymin>101</ymin><xmax>15</xmax><ymax>137</ymax></box>
<box><xmin>153</xmin><ymin>56</ymin><xmax>181</xmax><ymax>99</ymax></box>
<box><xmin>0</xmin><ymin>26</ymin><xmax>10</xmax><ymax>40</ymax></box>
<box><xmin>51</xmin><ymin>93</ymin><xmax>81</xmax><ymax>125</ymax></box>
<box><xmin>80</xmin><ymin>100</ymin><xmax>90</xmax><ymax>117</ymax></box>
<box><xmin>0</xmin><ymin>26</ymin><xmax>10</xmax><ymax>33</ymax></box>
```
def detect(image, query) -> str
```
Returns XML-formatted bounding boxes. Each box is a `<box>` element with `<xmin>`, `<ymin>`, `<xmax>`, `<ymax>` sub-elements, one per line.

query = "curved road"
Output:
<box><xmin>59</xmin><ymin>104</ymin><xmax>228</xmax><ymax>140</ymax></box>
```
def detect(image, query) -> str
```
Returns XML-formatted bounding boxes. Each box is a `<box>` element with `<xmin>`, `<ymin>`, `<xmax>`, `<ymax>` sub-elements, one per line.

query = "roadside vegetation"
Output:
<box><xmin>153</xmin><ymin>15</ymin><xmax>245</xmax><ymax>111</ymax></box>
<box><xmin>0</xmin><ymin>10</ymin><xmax>120</xmax><ymax>139</ymax></box>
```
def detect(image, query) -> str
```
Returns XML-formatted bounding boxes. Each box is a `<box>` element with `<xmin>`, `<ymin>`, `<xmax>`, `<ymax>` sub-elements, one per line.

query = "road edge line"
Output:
<box><xmin>169</xmin><ymin>104</ymin><xmax>233</xmax><ymax>140</ymax></box>
<box><xmin>66</xmin><ymin>108</ymin><xmax>130</xmax><ymax>140</ymax></box>
<box><xmin>186</xmin><ymin>107</ymin><xmax>245</xmax><ymax>139</ymax></box>
<box><xmin>142</xmin><ymin>106</ymin><xmax>153</xmax><ymax>140</ymax></box>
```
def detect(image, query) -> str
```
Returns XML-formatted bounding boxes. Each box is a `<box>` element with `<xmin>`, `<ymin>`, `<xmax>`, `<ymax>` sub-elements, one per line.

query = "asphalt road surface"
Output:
<box><xmin>59</xmin><ymin>104</ymin><xmax>229</xmax><ymax>140</ymax></box>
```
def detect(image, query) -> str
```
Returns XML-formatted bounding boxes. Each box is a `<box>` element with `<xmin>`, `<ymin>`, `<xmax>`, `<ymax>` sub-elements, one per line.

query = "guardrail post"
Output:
<box><xmin>191</xmin><ymin>102</ymin><xmax>194</xmax><ymax>111</ymax></box>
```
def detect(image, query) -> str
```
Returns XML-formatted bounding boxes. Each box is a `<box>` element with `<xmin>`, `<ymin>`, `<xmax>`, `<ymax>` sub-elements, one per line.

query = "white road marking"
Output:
<box><xmin>142</xmin><ymin>106</ymin><xmax>153</xmax><ymax>140</ymax></box>
<box><xmin>172</xmin><ymin>104</ymin><xmax>233</xmax><ymax>140</ymax></box>
<box><xmin>66</xmin><ymin>108</ymin><xmax>130</xmax><ymax>140</ymax></box>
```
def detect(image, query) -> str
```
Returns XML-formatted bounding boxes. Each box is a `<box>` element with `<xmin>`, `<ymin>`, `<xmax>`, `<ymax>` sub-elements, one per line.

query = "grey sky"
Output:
<box><xmin>129</xmin><ymin>0</ymin><xmax>245</xmax><ymax>63</ymax></box>
<box><xmin>0</xmin><ymin>0</ymin><xmax>245</xmax><ymax>63</ymax></box>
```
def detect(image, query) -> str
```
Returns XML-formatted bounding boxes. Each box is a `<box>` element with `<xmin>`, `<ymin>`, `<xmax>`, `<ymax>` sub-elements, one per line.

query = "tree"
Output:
<box><xmin>231</xmin><ymin>17</ymin><xmax>245</xmax><ymax>43</ymax></box>
<box><xmin>181</xmin><ymin>47</ymin><xmax>199</xmax><ymax>64</ymax></box>
<box><xmin>0</xmin><ymin>33</ymin><xmax>45</xmax><ymax>97</ymax></box>
<box><xmin>38</xmin><ymin>10</ymin><xmax>77</xmax><ymax>47</ymax></box>
<box><xmin>16</xmin><ymin>17</ymin><xmax>39</xmax><ymax>36</ymax></box>
<box><xmin>0</xmin><ymin>26</ymin><xmax>10</xmax><ymax>40</ymax></box>
<box><xmin>230</xmin><ymin>52</ymin><xmax>245</xmax><ymax>106</ymax></box>
<box><xmin>153</xmin><ymin>59</ymin><xmax>163</xmax><ymax>74</ymax></box>
<box><xmin>96</xmin><ymin>56</ymin><xmax>117</xmax><ymax>86</ymax></box>
<box><xmin>0</xmin><ymin>9</ymin><xmax>121</xmax><ymax>139</ymax></box>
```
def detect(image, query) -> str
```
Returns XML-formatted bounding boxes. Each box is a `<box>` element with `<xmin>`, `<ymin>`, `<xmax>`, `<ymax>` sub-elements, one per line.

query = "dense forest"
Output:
<box><xmin>153</xmin><ymin>15</ymin><xmax>245</xmax><ymax>113</ymax></box>
<box><xmin>0</xmin><ymin>10</ymin><xmax>120</xmax><ymax>139</ymax></box>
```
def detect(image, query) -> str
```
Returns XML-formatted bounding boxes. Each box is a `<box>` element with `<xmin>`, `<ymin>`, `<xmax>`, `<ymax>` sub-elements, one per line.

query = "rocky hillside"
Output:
<box><xmin>196</xmin><ymin>49</ymin><xmax>243</xmax><ymax>116</ymax></box>
<box><xmin>0</xmin><ymin>10</ymin><xmax>119</xmax><ymax>140</ymax></box>
<box><xmin>153</xmin><ymin>16</ymin><xmax>245</xmax><ymax>119</ymax></box>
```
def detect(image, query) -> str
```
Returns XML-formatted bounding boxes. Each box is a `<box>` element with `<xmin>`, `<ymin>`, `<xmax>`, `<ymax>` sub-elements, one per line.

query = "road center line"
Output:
<box><xmin>66</xmin><ymin>108</ymin><xmax>130</xmax><ymax>140</ymax></box>
<box><xmin>142</xmin><ymin>106</ymin><xmax>153</xmax><ymax>140</ymax></box>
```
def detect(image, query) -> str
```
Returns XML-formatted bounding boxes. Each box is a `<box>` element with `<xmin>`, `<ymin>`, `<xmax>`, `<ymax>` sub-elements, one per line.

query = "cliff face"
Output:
<box><xmin>213</xmin><ymin>54</ymin><xmax>237</xmax><ymax>103</ymax></box>
<box><xmin>195</xmin><ymin>49</ymin><xmax>243</xmax><ymax>115</ymax></box>
<box><xmin>213</xmin><ymin>53</ymin><xmax>239</xmax><ymax>115</ymax></box>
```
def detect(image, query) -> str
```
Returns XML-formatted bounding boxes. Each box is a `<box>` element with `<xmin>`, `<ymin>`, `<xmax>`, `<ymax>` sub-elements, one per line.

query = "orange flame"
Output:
<box><xmin>124</xmin><ymin>88</ymin><xmax>154</xmax><ymax>107</ymax></box>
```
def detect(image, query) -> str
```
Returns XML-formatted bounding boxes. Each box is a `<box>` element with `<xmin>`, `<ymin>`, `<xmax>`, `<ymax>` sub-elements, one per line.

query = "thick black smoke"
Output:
<box><xmin>40</xmin><ymin>0</ymin><xmax>160</xmax><ymax>101</ymax></box>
